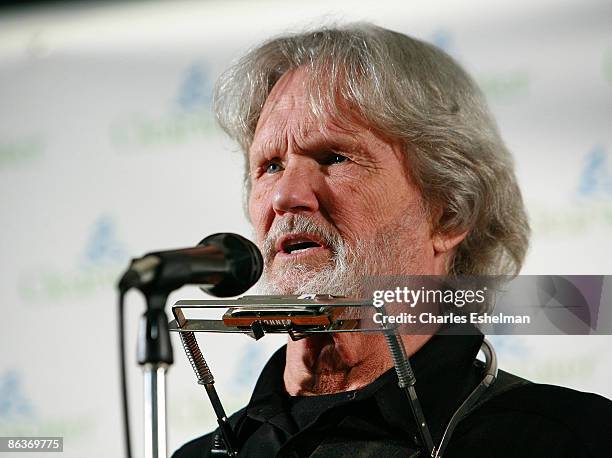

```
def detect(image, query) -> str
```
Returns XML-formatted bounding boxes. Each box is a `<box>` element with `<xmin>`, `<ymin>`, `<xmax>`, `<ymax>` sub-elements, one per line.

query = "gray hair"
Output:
<box><xmin>213</xmin><ymin>23</ymin><xmax>530</xmax><ymax>276</ymax></box>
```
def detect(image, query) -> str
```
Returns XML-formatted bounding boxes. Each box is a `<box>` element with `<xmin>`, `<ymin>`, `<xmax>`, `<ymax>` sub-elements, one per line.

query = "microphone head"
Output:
<box><xmin>197</xmin><ymin>233</ymin><xmax>263</xmax><ymax>297</ymax></box>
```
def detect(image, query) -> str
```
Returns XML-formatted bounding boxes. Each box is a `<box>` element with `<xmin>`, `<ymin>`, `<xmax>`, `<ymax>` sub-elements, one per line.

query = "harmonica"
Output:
<box><xmin>170</xmin><ymin>294</ymin><xmax>370</xmax><ymax>339</ymax></box>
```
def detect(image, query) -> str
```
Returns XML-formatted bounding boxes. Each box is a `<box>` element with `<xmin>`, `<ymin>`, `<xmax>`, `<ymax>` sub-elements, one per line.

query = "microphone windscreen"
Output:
<box><xmin>197</xmin><ymin>233</ymin><xmax>263</xmax><ymax>297</ymax></box>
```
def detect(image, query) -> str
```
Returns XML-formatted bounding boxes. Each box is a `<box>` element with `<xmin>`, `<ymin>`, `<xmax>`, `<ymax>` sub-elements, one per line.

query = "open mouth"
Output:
<box><xmin>284</xmin><ymin>240</ymin><xmax>321</xmax><ymax>254</ymax></box>
<box><xmin>278</xmin><ymin>235</ymin><xmax>325</xmax><ymax>255</ymax></box>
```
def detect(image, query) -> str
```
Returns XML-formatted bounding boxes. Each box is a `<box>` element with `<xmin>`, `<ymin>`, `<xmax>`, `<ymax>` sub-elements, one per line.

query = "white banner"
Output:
<box><xmin>0</xmin><ymin>0</ymin><xmax>611</xmax><ymax>456</ymax></box>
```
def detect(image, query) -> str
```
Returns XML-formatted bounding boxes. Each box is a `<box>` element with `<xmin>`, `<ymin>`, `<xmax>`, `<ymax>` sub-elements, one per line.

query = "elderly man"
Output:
<box><xmin>174</xmin><ymin>24</ymin><xmax>611</xmax><ymax>457</ymax></box>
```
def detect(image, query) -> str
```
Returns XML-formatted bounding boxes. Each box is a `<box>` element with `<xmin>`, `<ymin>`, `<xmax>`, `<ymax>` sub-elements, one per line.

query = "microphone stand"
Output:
<box><xmin>137</xmin><ymin>291</ymin><xmax>173</xmax><ymax>458</ymax></box>
<box><xmin>119</xmin><ymin>232</ymin><xmax>263</xmax><ymax>458</ymax></box>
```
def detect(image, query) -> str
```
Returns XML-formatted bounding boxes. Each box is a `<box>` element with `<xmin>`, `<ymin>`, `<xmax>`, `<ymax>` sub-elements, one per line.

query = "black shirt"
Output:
<box><xmin>287</xmin><ymin>390</ymin><xmax>358</xmax><ymax>431</ymax></box>
<box><xmin>173</xmin><ymin>332</ymin><xmax>612</xmax><ymax>457</ymax></box>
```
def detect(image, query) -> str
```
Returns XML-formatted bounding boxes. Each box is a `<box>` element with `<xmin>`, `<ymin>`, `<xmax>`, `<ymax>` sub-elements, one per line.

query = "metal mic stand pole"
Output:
<box><xmin>137</xmin><ymin>292</ymin><xmax>173</xmax><ymax>458</ymax></box>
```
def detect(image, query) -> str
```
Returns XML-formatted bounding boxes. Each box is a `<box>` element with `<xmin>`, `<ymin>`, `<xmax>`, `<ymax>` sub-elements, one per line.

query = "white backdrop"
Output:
<box><xmin>0</xmin><ymin>0</ymin><xmax>611</xmax><ymax>457</ymax></box>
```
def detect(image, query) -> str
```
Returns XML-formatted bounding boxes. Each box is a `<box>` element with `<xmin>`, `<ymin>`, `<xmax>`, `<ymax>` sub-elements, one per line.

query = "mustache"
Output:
<box><xmin>261</xmin><ymin>215</ymin><xmax>344</xmax><ymax>261</ymax></box>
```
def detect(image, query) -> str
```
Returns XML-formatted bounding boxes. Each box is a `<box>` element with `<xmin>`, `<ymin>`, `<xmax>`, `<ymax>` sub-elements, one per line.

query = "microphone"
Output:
<box><xmin>118</xmin><ymin>233</ymin><xmax>263</xmax><ymax>297</ymax></box>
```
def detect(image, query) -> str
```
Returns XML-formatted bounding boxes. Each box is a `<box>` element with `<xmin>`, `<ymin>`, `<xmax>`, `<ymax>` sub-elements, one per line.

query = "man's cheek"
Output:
<box><xmin>248</xmin><ymin>190</ymin><xmax>274</xmax><ymax>236</ymax></box>
<box><xmin>332</xmin><ymin>208</ymin><xmax>377</xmax><ymax>241</ymax></box>
<box><xmin>341</xmin><ymin>178</ymin><xmax>388</xmax><ymax>212</ymax></box>
<box><xmin>248</xmin><ymin>188</ymin><xmax>270</xmax><ymax>228</ymax></box>
<box><xmin>332</xmin><ymin>194</ymin><xmax>384</xmax><ymax>233</ymax></box>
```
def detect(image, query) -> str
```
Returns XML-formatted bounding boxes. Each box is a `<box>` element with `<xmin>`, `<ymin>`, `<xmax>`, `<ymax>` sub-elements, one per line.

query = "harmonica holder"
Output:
<box><xmin>170</xmin><ymin>294</ymin><xmax>497</xmax><ymax>458</ymax></box>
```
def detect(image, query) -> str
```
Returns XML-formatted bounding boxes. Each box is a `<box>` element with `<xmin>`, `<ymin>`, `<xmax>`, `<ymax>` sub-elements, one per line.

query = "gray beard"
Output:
<box><xmin>253</xmin><ymin>247</ymin><xmax>364</xmax><ymax>297</ymax></box>
<box><xmin>252</xmin><ymin>215</ymin><xmax>389</xmax><ymax>298</ymax></box>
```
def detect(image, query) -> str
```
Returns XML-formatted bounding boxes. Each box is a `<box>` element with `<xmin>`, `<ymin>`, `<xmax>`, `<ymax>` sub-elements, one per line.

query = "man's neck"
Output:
<box><xmin>283</xmin><ymin>333</ymin><xmax>433</xmax><ymax>396</ymax></box>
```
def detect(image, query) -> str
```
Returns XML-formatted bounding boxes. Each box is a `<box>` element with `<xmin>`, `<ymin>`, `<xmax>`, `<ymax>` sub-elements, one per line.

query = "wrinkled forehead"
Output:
<box><xmin>250</xmin><ymin>67</ymin><xmax>372</xmax><ymax>156</ymax></box>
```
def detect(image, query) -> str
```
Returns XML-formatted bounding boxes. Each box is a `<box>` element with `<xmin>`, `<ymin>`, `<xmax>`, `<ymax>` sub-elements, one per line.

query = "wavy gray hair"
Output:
<box><xmin>213</xmin><ymin>23</ymin><xmax>530</xmax><ymax>276</ymax></box>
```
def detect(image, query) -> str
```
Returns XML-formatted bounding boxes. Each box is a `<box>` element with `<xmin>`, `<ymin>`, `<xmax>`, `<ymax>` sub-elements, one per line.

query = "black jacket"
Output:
<box><xmin>173</xmin><ymin>332</ymin><xmax>612</xmax><ymax>457</ymax></box>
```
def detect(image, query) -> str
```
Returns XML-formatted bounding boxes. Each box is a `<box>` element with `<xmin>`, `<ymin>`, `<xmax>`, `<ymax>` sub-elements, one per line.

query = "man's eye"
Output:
<box><xmin>265</xmin><ymin>162</ymin><xmax>283</xmax><ymax>174</ymax></box>
<box><xmin>322</xmin><ymin>153</ymin><xmax>349</xmax><ymax>166</ymax></box>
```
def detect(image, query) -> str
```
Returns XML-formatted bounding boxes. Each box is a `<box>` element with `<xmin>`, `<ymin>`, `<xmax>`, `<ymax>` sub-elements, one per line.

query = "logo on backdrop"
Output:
<box><xmin>0</xmin><ymin>369</ymin><xmax>95</xmax><ymax>437</ymax></box>
<box><xmin>18</xmin><ymin>215</ymin><xmax>128</xmax><ymax>305</ymax></box>
<box><xmin>577</xmin><ymin>145</ymin><xmax>612</xmax><ymax>199</ymax></box>
<box><xmin>0</xmin><ymin>370</ymin><xmax>33</xmax><ymax>419</ymax></box>
<box><xmin>109</xmin><ymin>60</ymin><xmax>217</xmax><ymax>150</ymax></box>
<box><xmin>80</xmin><ymin>216</ymin><xmax>128</xmax><ymax>269</ymax></box>
<box><xmin>427</xmin><ymin>28</ymin><xmax>529</xmax><ymax>103</ymax></box>
<box><xmin>531</xmin><ymin>145</ymin><xmax>612</xmax><ymax>235</ymax></box>
<box><xmin>176</xmin><ymin>61</ymin><xmax>213</xmax><ymax>112</ymax></box>
<box><xmin>0</xmin><ymin>135</ymin><xmax>45</xmax><ymax>170</ymax></box>
<box><xmin>430</xmin><ymin>29</ymin><xmax>456</xmax><ymax>57</ymax></box>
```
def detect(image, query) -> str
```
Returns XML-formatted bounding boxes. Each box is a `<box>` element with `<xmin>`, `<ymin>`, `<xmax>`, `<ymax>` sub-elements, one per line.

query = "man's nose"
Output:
<box><xmin>272</xmin><ymin>161</ymin><xmax>320</xmax><ymax>216</ymax></box>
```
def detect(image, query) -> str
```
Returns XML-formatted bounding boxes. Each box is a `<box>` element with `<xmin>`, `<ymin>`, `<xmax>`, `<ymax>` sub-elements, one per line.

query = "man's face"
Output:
<box><xmin>248</xmin><ymin>68</ymin><xmax>442</xmax><ymax>295</ymax></box>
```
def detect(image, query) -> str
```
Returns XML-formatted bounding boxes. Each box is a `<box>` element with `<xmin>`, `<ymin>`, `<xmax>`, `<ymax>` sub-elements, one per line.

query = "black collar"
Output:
<box><xmin>242</xmin><ymin>329</ymin><xmax>485</xmax><ymax>444</ymax></box>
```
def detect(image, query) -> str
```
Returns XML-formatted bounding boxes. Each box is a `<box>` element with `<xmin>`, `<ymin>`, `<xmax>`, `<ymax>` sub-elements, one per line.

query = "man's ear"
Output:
<box><xmin>432</xmin><ymin>229</ymin><xmax>468</xmax><ymax>256</ymax></box>
<box><xmin>429</xmin><ymin>205</ymin><xmax>469</xmax><ymax>256</ymax></box>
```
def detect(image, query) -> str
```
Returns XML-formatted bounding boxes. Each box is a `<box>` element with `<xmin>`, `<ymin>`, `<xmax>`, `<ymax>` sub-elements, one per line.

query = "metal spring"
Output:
<box><xmin>180</xmin><ymin>331</ymin><xmax>214</xmax><ymax>385</ymax></box>
<box><xmin>385</xmin><ymin>333</ymin><xmax>416</xmax><ymax>388</ymax></box>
